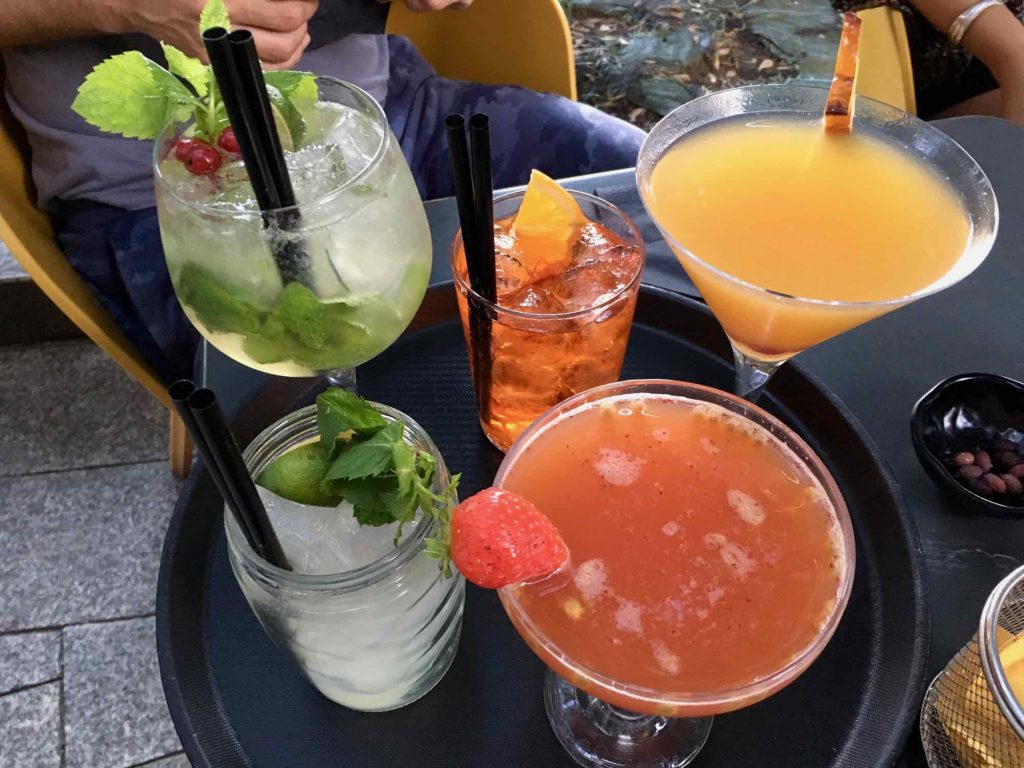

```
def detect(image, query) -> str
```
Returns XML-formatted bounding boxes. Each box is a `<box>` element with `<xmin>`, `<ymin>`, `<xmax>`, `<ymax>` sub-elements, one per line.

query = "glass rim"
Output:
<box><xmin>636</xmin><ymin>83</ymin><xmax>999</xmax><ymax>311</ymax></box>
<box><xmin>449</xmin><ymin>189</ymin><xmax>646</xmax><ymax>321</ymax></box>
<box><xmin>153</xmin><ymin>76</ymin><xmax>391</xmax><ymax>219</ymax></box>
<box><xmin>226</xmin><ymin>402</ymin><xmax>447</xmax><ymax>591</ymax></box>
<box><xmin>495</xmin><ymin>378</ymin><xmax>857</xmax><ymax>712</ymax></box>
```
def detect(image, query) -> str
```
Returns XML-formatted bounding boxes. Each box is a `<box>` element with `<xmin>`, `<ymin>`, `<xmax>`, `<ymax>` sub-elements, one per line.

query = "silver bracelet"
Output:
<box><xmin>948</xmin><ymin>0</ymin><xmax>1004</xmax><ymax>45</ymax></box>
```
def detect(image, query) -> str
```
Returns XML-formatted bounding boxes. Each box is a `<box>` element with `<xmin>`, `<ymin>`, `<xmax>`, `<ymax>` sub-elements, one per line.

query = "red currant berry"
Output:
<box><xmin>185</xmin><ymin>145</ymin><xmax>223</xmax><ymax>176</ymax></box>
<box><xmin>174</xmin><ymin>137</ymin><xmax>199</xmax><ymax>162</ymax></box>
<box><xmin>217</xmin><ymin>127</ymin><xmax>240</xmax><ymax>154</ymax></box>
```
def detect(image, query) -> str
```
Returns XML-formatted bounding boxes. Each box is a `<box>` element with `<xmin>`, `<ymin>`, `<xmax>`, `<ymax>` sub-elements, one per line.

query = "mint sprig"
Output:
<box><xmin>259</xmin><ymin>389</ymin><xmax>461</xmax><ymax>576</ymax></box>
<box><xmin>71</xmin><ymin>0</ymin><xmax>317</xmax><ymax>146</ymax></box>
<box><xmin>72</xmin><ymin>51</ymin><xmax>196</xmax><ymax>140</ymax></box>
<box><xmin>199</xmin><ymin>0</ymin><xmax>231</xmax><ymax>31</ymax></box>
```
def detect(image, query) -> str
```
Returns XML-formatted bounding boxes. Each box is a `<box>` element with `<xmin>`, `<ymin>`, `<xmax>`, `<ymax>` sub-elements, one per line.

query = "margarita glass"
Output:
<box><xmin>496</xmin><ymin>379</ymin><xmax>856</xmax><ymax>767</ymax></box>
<box><xmin>637</xmin><ymin>84</ymin><xmax>998</xmax><ymax>402</ymax></box>
<box><xmin>155</xmin><ymin>77</ymin><xmax>431</xmax><ymax>387</ymax></box>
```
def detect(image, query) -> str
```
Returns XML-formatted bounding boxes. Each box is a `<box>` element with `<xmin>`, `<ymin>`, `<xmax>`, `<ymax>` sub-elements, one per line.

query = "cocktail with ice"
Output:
<box><xmin>228</xmin><ymin>400</ymin><xmax>465</xmax><ymax>711</ymax></box>
<box><xmin>494</xmin><ymin>380</ymin><xmax>855</xmax><ymax>767</ymax></box>
<box><xmin>155</xmin><ymin>77</ymin><xmax>431</xmax><ymax>377</ymax></box>
<box><xmin>452</xmin><ymin>174</ymin><xmax>645</xmax><ymax>451</ymax></box>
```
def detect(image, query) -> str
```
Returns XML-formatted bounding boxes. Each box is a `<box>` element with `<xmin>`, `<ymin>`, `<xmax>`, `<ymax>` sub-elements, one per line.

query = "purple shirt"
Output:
<box><xmin>2</xmin><ymin>31</ymin><xmax>389</xmax><ymax>211</ymax></box>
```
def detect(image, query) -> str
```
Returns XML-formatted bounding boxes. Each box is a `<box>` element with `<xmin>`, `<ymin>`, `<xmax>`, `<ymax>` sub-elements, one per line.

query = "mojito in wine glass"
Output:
<box><xmin>154</xmin><ymin>77</ymin><xmax>431</xmax><ymax>379</ymax></box>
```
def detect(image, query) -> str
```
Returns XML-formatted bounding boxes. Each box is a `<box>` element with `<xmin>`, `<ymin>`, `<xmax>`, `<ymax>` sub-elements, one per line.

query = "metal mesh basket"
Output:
<box><xmin>921</xmin><ymin>565</ymin><xmax>1024</xmax><ymax>767</ymax></box>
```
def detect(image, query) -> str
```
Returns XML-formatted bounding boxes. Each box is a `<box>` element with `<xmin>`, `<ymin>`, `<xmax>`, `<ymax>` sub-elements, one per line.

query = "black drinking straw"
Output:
<box><xmin>228</xmin><ymin>30</ymin><xmax>297</xmax><ymax>210</ymax></box>
<box><xmin>202</xmin><ymin>28</ymin><xmax>278</xmax><ymax>210</ymax></box>
<box><xmin>446</xmin><ymin>113</ymin><xmax>495</xmax><ymax>423</ymax></box>
<box><xmin>169</xmin><ymin>380</ymin><xmax>290</xmax><ymax>570</ymax></box>
<box><xmin>445</xmin><ymin>115</ymin><xmax>479</xmax><ymax>274</ymax></box>
<box><xmin>169</xmin><ymin>379</ymin><xmax>243</xmax><ymax>526</ymax></box>
<box><xmin>202</xmin><ymin>28</ymin><xmax>308</xmax><ymax>287</ymax></box>
<box><xmin>468</xmin><ymin>114</ymin><xmax>497</xmax><ymax>303</ymax></box>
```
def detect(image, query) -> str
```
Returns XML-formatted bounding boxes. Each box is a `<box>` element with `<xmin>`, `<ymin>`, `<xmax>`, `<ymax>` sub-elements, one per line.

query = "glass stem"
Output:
<box><xmin>544</xmin><ymin>670</ymin><xmax>713</xmax><ymax>768</ymax></box>
<box><xmin>325</xmin><ymin>368</ymin><xmax>358</xmax><ymax>393</ymax></box>
<box><xmin>731</xmin><ymin>345</ymin><xmax>785</xmax><ymax>404</ymax></box>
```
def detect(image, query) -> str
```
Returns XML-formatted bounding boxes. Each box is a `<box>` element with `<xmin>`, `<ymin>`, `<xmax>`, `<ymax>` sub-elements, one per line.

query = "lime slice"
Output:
<box><xmin>266</xmin><ymin>85</ymin><xmax>305</xmax><ymax>152</ymax></box>
<box><xmin>256</xmin><ymin>442</ymin><xmax>342</xmax><ymax>507</ymax></box>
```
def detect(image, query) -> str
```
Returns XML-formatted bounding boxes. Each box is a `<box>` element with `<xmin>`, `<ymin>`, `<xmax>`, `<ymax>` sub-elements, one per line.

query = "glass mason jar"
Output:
<box><xmin>225</xmin><ymin>404</ymin><xmax>466</xmax><ymax>711</ymax></box>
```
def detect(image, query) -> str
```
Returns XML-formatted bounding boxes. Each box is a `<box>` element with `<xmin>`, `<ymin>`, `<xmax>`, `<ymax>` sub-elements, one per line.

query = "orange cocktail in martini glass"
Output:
<box><xmin>636</xmin><ymin>84</ymin><xmax>997</xmax><ymax>402</ymax></box>
<box><xmin>496</xmin><ymin>379</ymin><xmax>855</xmax><ymax>768</ymax></box>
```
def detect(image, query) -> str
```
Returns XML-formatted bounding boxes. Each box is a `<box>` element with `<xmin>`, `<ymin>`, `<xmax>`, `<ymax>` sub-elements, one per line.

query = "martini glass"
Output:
<box><xmin>496</xmin><ymin>379</ymin><xmax>856</xmax><ymax>768</ymax></box>
<box><xmin>154</xmin><ymin>77</ymin><xmax>431</xmax><ymax>392</ymax></box>
<box><xmin>636</xmin><ymin>84</ymin><xmax>998</xmax><ymax>403</ymax></box>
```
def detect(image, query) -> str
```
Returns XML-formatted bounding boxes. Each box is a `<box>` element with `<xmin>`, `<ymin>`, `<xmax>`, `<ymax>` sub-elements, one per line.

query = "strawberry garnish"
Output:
<box><xmin>450</xmin><ymin>488</ymin><xmax>569</xmax><ymax>589</ymax></box>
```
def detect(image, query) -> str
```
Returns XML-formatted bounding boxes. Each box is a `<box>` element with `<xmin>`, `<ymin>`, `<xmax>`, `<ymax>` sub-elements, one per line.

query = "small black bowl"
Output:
<box><xmin>911</xmin><ymin>373</ymin><xmax>1024</xmax><ymax>517</ymax></box>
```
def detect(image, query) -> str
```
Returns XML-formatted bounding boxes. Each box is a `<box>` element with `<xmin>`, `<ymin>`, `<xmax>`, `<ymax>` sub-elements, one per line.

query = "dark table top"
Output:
<box><xmin>201</xmin><ymin>115</ymin><xmax>1024</xmax><ymax>767</ymax></box>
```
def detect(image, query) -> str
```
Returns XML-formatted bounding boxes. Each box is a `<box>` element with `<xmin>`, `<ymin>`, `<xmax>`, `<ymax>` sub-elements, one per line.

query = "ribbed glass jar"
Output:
<box><xmin>225</xmin><ymin>403</ymin><xmax>465</xmax><ymax>711</ymax></box>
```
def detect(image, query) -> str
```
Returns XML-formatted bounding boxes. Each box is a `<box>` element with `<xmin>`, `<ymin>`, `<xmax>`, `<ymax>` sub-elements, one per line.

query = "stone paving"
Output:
<box><xmin>0</xmin><ymin>340</ymin><xmax>188</xmax><ymax>768</ymax></box>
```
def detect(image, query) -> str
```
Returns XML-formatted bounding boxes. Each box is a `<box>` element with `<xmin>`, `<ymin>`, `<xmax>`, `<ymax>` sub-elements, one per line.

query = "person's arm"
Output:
<box><xmin>907</xmin><ymin>0</ymin><xmax>1024</xmax><ymax>123</ymax></box>
<box><xmin>0</xmin><ymin>0</ymin><xmax>319</xmax><ymax>69</ymax></box>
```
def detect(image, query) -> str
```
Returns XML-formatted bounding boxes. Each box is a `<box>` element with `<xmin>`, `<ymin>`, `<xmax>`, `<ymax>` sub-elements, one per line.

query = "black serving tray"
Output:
<box><xmin>157</xmin><ymin>285</ymin><xmax>929</xmax><ymax>768</ymax></box>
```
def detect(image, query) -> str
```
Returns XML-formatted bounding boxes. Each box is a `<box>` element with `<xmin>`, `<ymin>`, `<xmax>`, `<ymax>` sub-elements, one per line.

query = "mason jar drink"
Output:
<box><xmin>225</xmin><ymin>404</ymin><xmax>466</xmax><ymax>711</ymax></box>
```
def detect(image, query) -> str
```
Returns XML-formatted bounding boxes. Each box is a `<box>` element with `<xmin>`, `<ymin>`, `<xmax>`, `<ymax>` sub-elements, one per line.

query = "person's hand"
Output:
<box><xmin>126</xmin><ymin>0</ymin><xmax>317</xmax><ymax>69</ymax></box>
<box><xmin>400</xmin><ymin>0</ymin><xmax>474</xmax><ymax>11</ymax></box>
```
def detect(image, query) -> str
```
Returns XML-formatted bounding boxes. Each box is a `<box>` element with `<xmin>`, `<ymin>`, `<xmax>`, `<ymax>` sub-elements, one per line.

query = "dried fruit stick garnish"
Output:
<box><xmin>824</xmin><ymin>12</ymin><xmax>862</xmax><ymax>134</ymax></box>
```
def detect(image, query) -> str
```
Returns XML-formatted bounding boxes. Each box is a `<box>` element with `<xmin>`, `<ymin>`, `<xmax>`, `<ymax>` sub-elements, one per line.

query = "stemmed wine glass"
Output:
<box><xmin>154</xmin><ymin>77</ymin><xmax>431</xmax><ymax>393</ymax></box>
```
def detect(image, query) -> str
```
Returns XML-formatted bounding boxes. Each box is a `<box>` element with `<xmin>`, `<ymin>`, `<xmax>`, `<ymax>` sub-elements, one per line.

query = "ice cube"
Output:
<box><xmin>323</xmin><ymin>103</ymin><xmax>384</xmax><ymax>177</ymax></box>
<box><xmin>289</xmin><ymin>143</ymin><xmax>350</xmax><ymax>205</ymax></box>
<box><xmin>260</xmin><ymin>487</ymin><xmax>413</xmax><ymax>576</ymax></box>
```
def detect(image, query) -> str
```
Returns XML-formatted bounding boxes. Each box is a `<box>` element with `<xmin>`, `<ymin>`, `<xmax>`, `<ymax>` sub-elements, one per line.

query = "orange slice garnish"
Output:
<box><xmin>512</xmin><ymin>170</ymin><xmax>586</xmax><ymax>279</ymax></box>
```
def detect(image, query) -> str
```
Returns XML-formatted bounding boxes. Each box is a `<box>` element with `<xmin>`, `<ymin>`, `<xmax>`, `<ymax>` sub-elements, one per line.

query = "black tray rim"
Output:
<box><xmin>156</xmin><ymin>283</ymin><xmax>931</xmax><ymax>768</ymax></box>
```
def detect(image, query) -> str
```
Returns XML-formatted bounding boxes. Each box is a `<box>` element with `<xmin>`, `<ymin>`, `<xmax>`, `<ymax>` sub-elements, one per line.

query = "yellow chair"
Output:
<box><xmin>0</xmin><ymin>62</ymin><xmax>193</xmax><ymax>477</ymax></box>
<box><xmin>387</xmin><ymin>0</ymin><xmax>577</xmax><ymax>100</ymax></box>
<box><xmin>857</xmin><ymin>7</ymin><xmax>917</xmax><ymax>113</ymax></box>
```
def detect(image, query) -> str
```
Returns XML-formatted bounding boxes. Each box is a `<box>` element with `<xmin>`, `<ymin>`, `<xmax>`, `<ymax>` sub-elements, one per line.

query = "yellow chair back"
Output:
<box><xmin>387</xmin><ymin>0</ymin><xmax>577</xmax><ymax>100</ymax></box>
<box><xmin>857</xmin><ymin>7</ymin><xmax>917</xmax><ymax>113</ymax></box>
<box><xmin>0</xmin><ymin>62</ymin><xmax>169</xmax><ymax>408</ymax></box>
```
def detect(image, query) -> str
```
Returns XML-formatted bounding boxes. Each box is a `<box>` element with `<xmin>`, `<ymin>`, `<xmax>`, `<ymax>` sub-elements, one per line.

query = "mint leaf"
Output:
<box><xmin>353</xmin><ymin>503</ymin><xmax>397</xmax><ymax>527</ymax></box>
<box><xmin>331</xmin><ymin>476</ymin><xmax>402</xmax><ymax>527</ymax></box>
<box><xmin>326</xmin><ymin>422</ymin><xmax>404</xmax><ymax>480</ymax></box>
<box><xmin>175</xmin><ymin>262</ymin><xmax>264</xmax><ymax>335</ymax></box>
<box><xmin>270</xmin><ymin>282</ymin><xmax>327</xmax><ymax>349</ymax></box>
<box><xmin>199</xmin><ymin>0</ymin><xmax>231</xmax><ymax>31</ymax></box>
<box><xmin>161</xmin><ymin>44</ymin><xmax>208</xmax><ymax>97</ymax></box>
<box><xmin>263</xmin><ymin>71</ymin><xmax>319</xmax><ymax>102</ymax></box>
<box><xmin>316</xmin><ymin>389</ymin><xmax>388</xmax><ymax>450</ymax></box>
<box><xmin>72</xmin><ymin>51</ymin><xmax>195</xmax><ymax>140</ymax></box>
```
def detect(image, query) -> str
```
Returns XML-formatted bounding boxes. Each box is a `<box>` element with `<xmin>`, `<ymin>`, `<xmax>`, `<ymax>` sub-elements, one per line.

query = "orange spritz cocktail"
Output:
<box><xmin>494</xmin><ymin>380</ymin><xmax>855</xmax><ymax>767</ymax></box>
<box><xmin>452</xmin><ymin>173</ymin><xmax>644</xmax><ymax>451</ymax></box>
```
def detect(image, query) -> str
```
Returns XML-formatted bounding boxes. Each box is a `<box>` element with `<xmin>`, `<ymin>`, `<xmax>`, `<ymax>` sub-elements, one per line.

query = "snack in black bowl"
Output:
<box><xmin>911</xmin><ymin>373</ymin><xmax>1024</xmax><ymax>517</ymax></box>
